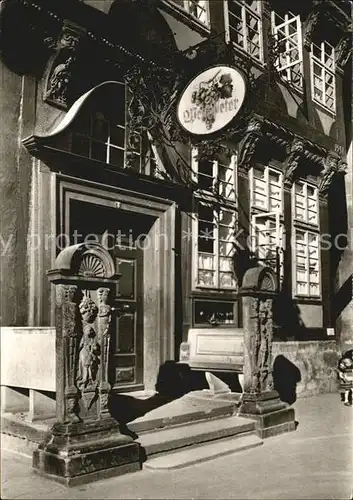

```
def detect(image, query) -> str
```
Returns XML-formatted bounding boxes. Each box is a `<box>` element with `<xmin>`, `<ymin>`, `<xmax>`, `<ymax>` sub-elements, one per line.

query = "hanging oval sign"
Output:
<box><xmin>177</xmin><ymin>65</ymin><xmax>247</xmax><ymax>136</ymax></box>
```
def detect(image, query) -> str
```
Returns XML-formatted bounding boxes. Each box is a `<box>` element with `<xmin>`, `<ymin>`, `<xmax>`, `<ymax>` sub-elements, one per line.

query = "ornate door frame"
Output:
<box><xmin>57</xmin><ymin>175</ymin><xmax>176</xmax><ymax>391</ymax></box>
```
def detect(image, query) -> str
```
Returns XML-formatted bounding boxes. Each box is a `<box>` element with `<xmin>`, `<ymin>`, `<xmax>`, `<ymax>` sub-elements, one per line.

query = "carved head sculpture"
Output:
<box><xmin>97</xmin><ymin>288</ymin><xmax>109</xmax><ymax>305</ymax></box>
<box><xmin>79</xmin><ymin>295</ymin><xmax>98</xmax><ymax>324</ymax></box>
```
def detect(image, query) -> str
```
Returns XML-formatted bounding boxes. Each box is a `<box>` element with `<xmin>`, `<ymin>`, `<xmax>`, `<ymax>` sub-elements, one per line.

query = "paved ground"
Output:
<box><xmin>1</xmin><ymin>393</ymin><xmax>353</xmax><ymax>500</ymax></box>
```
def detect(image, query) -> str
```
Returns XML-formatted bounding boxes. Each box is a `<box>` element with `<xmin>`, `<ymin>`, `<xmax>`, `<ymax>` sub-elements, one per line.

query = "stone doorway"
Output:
<box><xmin>62</xmin><ymin>180</ymin><xmax>177</xmax><ymax>392</ymax></box>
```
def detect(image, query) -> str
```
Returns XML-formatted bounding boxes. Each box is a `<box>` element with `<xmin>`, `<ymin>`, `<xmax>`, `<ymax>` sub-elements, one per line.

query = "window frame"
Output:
<box><xmin>292</xmin><ymin>228</ymin><xmax>321</xmax><ymax>298</ymax></box>
<box><xmin>249</xmin><ymin>164</ymin><xmax>284</xmax><ymax>212</ymax></box>
<box><xmin>292</xmin><ymin>180</ymin><xmax>319</xmax><ymax>226</ymax></box>
<box><xmin>270</xmin><ymin>11</ymin><xmax>304</xmax><ymax>91</ymax></box>
<box><xmin>191</xmin><ymin>148</ymin><xmax>238</xmax><ymax>291</ymax></box>
<box><xmin>168</xmin><ymin>0</ymin><xmax>211</xmax><ymax>28</ymax></box>
<box><xmin>249</xmin><ymin>165</ymin><xmax>284</xmax><ymax>285</ymax></box>
<box><xmin>310</xmin><ymin>41</ymin><xmax>336</xmax><ymax>114</ymax></box>
<box><xmin>224</xmin><ymin>0</ymin><xmax>264</xmax><ymax>63</ymax></box>
<box><xmin>292</xmin><ymin>179</ymin><xmax>321</xmax><ymax>299</ymax></box>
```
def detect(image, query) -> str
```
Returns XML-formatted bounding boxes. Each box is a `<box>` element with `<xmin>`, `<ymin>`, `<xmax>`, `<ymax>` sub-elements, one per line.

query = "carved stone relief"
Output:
<box><xmin>43</xmin><ymin>21</ymin><xmax>86</xmax><ymax>109</ymax></box>
<box><xmin>238</xmin><ymin>117</ymin><xmax>264</xmax><ymax>174</ymax></box>
<box><xmin>319</xmin><ymin>151</ymin><xmax>340</xmax><ymax>196</ymax></box>
<box><xmin>97</xmin><ymin>287</ymin><xmax>112</xmax><ymax>414</ymax></box>
<box><xmin>57</xmin><ymin>284</ymin><xmax>81</xmax><ymax>423</ymax></box>
<box><xmin>283</xmin><ymin>138</ymin><xmax>305</xmax><ymax>188</ymax></box>
<box><xmin>77</xmin><ymin>291</ymin><xmax>100</xmax><ymax>410</ymax></box>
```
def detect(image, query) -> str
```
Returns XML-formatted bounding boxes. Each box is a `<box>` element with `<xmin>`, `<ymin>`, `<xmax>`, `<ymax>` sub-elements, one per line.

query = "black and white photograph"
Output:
<box><xmin>0</xmin><ymin>0</ymin><xmax>352</xmax><ymax>498</ymax></box>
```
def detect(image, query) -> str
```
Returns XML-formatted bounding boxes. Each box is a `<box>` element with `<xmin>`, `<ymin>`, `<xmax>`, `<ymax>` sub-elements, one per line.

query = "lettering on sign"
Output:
<box><xmin>177</xmin><ymin>66</ymin><xmax>247</xmax><ymax>135</ymax></box>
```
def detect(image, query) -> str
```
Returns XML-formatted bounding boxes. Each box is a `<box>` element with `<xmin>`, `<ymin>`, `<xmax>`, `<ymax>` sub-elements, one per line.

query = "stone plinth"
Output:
<box><xmin>33</xmin><ymin>418</ymin><xmax>141</xmax><ymax>486</ymax></box>
<box><xmin>33</xmin><ymin>243</ymin><xmax>141</xmax><ymax>485</ymax></box>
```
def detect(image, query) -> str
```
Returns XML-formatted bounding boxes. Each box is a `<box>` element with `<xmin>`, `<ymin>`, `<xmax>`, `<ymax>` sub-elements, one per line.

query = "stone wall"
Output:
<box><xmin>272</xmin><ymin>341</ymin><xmax>339</xmax><ymax>399</ymax></box>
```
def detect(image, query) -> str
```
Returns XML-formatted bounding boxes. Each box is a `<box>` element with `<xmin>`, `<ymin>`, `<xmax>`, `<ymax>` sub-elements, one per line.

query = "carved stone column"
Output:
<box><xmin>33</xmin><ymin>243</ymin><xmax>141</xmax><ymax>486</ymax></box>
<box><xmin>238</xmin><ymin>266</ymin><xmax>296</xmax><ymax>438</ymax></box>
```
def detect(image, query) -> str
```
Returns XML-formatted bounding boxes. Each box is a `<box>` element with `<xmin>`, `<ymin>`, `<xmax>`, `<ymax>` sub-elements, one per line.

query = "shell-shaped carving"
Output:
<box><xmin>260</xmin><ymin>273</ymin><xmax>276</xmax><ymax>292</ymax></box>
<box><xmin>79</xmin><ymin>253</ymin><xmax>105</xmax><ymax>277</ymax></box>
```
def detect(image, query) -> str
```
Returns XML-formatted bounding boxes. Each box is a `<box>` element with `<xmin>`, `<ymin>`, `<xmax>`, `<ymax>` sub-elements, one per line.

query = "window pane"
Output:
<box><xmin>220</xmin><ymin>241</ymin><xmax>234</xmax><ymax>256</ymax></box>
<box><xmin>72</xmin><ymin>135</ymin><xmax>90</xmax><ymax>156</ymax></box>
<box><xmin>219</xmin><ymin>272</ymin><xmax>236</xmax><ymax>288</ymax></box>
<box><xmin>198</xmin><ymin>253</ymin><xmax>215</xmax><ymax>270</ymax></box>
<box><xmin>91</xmin><ymin>141</ymin><xmax>107</xmax><ymax>162</ymax></box>
<box><xmin>198</xmin><ymin>270</ymin><xmax>215</xmax><ymax>286</ymax></box>
<box><xmin>110</xmin><ymin>126</ymin><xmax>125</xmax><ymax>148</ymax></box>
<box><xmin>92</xmin><ymin>114</ymin><xmax>109</xmax><ymax>142</ymax></box>
<box><xmin>109</xmin><ymin>146</ymin><xmax>125</xmax><ymax>167</ymax></box>
<box><xmin>198</xmin><ymin>204</ymin><xmax>213</xmax><ymax>221</ymax></box>
<box><xmin>194</xmin><ymin>300</ymin><xmax>235</xmax><ymax>324</ymax></box>
<box><xmin>198</xmin><ymin>237</ymin><xmax>214</xmax><ymax>253</ymax></box>
<box><xmin>219</xmin><ymin>257</ymin><xmax>233</xmax><ymax>272</ymax></box>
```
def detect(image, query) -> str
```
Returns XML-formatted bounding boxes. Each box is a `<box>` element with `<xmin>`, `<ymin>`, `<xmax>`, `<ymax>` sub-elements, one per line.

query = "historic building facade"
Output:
<box><xmin>0</xmin><ymin>0</ymin><xmax>352</xmax><ymax>407</ymax></box>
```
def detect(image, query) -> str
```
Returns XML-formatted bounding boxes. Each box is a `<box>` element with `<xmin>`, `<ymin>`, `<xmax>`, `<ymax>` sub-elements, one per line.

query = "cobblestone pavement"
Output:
<box><xmin>2</xmin><ymin>393</ymin><xmax>353</xmax><ymax>500</ymax></box>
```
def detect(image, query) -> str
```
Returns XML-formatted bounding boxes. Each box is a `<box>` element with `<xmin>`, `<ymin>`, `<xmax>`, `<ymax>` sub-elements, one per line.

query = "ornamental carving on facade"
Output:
<box><xmin>319</xmin><ymin>151</ymin><xmax>340</xmax><ymax>196</ymax></box>
<box><xmin>303</xmin><ymin>10</ymin><xmax>321</xmax><ymax>48</ymax></box>
<box><xmin>283</xmin><ymin>138</ymin><xmax>305</xmax><ymax>187</ymax></box>
<box><xmin>43</xmin><ymin>21</ymin><xmax>86</xmax><ymax>109</ymax></box>
<box><xmin>335</xmin><ymin>35</ymin><xmax>352</xmax><ymax>69</ymax></box>
<box><xmin>237</xmin><ymin>116</ymin><xmax>264</xmax><ymax>173</ymax></box>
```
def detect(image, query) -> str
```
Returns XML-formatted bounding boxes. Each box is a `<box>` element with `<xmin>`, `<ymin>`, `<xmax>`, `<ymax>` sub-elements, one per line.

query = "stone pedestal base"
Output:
<box><xmin>239</xmin><ymin>391</ymin><xmax>296</xmax><ymax>438</ymax></box>
<box><xmin>32</xmin><ymin>418</ymin><xmax>142</xmax><ymax>486</ymax></box>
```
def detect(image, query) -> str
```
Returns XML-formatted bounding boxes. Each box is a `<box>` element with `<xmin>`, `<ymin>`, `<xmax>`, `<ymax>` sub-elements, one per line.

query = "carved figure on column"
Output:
<box><xmin>58</xmin><ymin>284</ymin><xmax>81</xmax><ymax>422</ymax></box>
<box><xmin>238</xmin><ymin>117</ymin><xmax>264</xmax><ymax>174</ymax></box>
<box><xmin>319</xmin><ymin>151</ymin><xmax>340</xmax><ymax>196</ymax></box>
<box><xmin>97</xmin><ymin>287</ymin><xmax>112</xmax><ymax>414</ymax></box>
<box><xmin>257</xmin><ymin>299</ymin><xmax>274</xmax><ymax>392</ymax></box>
<box><xmin>250</xmin><ymin>297</ymin><xmax>261</xmax><ymax>393</ymax></box>
<box><xmin>283</xmin><ymin>138</ymin><xmax>304</xmax><ymax>188</ymax></box>
<box><xmin>77</xmin><ymin>293</ymin><xmax>100</xmax><ymax>404</ymax></box>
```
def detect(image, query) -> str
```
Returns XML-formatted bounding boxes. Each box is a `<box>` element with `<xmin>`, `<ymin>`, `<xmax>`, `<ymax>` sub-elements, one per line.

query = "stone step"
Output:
<box><xmin>144</xmin><ymin>432</ymin><xmax>263</xmax><ymax>470</ymax></box>
<box><xmin>138</xmin><ymin>415</ymin><xmax>255</xmax><ymax>456</ymax></box>
<box><xmin>1</xmin><ymin>433</ymin><xmax>38</xmax><ymax>458</ymax></box>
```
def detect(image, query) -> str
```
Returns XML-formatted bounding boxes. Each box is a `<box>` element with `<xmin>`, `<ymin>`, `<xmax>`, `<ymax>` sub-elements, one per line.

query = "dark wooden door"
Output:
<box><xmin>109</xmin><ymin>245</ymin><xmax>144</xmax><ymax>391</ymax></box>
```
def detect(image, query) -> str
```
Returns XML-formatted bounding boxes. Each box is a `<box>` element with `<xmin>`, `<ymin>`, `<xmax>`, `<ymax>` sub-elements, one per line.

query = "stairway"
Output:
<box><xmin>1</xmin><ymin>391</ymin><xmax>262</xmax><ymax>470</ymax></box>
<box><xmin>128</xmin><ymin>391</ymin><xmax>263</xmax><ymax>469</ymax></box>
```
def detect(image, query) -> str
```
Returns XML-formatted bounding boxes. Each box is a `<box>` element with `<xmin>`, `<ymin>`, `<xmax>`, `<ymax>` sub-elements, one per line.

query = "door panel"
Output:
<box><xmin>110</xmin><ymin>246</ymin><xmax>144</xmax><ymax>391</ymax></box>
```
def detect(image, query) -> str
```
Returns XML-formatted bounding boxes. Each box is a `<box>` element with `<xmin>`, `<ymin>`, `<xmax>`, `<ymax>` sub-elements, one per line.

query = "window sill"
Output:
<box><xmin>292</xmin><ymin>295</ymin><xmax>322</xmax><ymax>304</ymax></box>
<box><xmin>192</xmin><ymin>286</ymin><xmax>238</xmax><ymax>294</ymax></box>
<box><xmin>292</xmin><ymin>220</ymin><xmax>320</xmax><ymax>230</ymax></box>
<box><xmin>159</xmin><ymin>1</ymin><xmax>211</xmax><ymax>37</ymax></box>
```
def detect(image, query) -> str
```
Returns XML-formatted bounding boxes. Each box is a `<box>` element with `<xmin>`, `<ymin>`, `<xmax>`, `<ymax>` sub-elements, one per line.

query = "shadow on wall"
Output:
<box><xmin>273</xmin><ymin>292</ymin><xmax>305</xmax><ymax>340</ymax></box>
<box><xmin>273</xmin><ymin>355</ymin><xmax>301</xmax><ymax>405</ymax></box>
